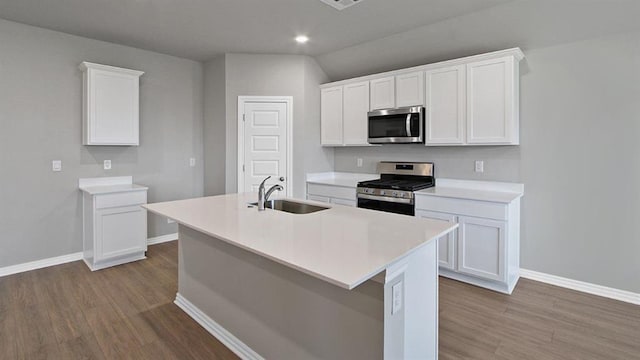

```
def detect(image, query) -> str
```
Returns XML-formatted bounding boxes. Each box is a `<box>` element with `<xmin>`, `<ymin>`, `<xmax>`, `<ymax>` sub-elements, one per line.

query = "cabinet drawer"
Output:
<box><xmin>95</xmin><ymin>191</ymin><xmax>147</xmax><ymax>209</ymax></box>
<box><xmin>307</xmin><ymin>195</ymin><xmax>331</xmax><ymax>203</ymax></box>
<box><xmin>307</xmin><ymin>183</ymin><xmax>356</xmax><ymax>201</ymax></box>
<box><xmin>415</xmin><ymin>195</ymin><xmax>507</xmax><ymax>221</ymax></box>
<box><xmin>330</xmin><ymin>198</ymin><xmax>356</xmax><ymax>207</ymax></box>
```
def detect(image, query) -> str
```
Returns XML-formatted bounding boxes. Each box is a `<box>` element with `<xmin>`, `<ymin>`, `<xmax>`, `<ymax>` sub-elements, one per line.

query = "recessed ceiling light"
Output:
<box><xmin>295</xmin><ymin>35</ymin><xmax>309</xmax><ymax>44</ymax></box>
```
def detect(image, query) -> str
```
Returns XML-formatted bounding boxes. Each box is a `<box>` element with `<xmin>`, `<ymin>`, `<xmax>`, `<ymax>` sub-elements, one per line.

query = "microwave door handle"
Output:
<box><xmin>405</xmin><ymin>114</ymin><xmax>412</xmax><ymax>137</ymax></box>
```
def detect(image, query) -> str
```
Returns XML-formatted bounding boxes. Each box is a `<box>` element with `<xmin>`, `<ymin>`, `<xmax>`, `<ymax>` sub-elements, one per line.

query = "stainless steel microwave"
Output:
<box><xmin>367</xmin><ymin>106</ymin><xmax>424</xmax><ymax>144</ymax></box>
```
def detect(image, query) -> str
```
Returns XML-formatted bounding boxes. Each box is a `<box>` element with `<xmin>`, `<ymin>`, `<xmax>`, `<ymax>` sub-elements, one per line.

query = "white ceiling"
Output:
<box><xmin>0</xmin><ymin>0</ymin><xmax>512</xmax><ymax>61</ymax></box>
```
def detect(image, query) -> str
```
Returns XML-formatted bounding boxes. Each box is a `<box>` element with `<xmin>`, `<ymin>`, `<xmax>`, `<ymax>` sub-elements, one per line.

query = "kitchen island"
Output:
<box><xmin>144</xmin><ymin>193</ymin><xmax>456</xmax><ymax>360</ymax></box>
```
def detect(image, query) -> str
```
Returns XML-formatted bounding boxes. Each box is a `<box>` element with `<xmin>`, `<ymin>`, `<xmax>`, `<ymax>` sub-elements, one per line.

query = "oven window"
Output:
<box><xmin>357</xmin><ymin>198</ymin><xmax>414</xmax><ymax>216</ymax></box>
<box><xmin>368</xmin><ymin>113</ymin><xmax>421</xmax><ymax>139</ymax></box>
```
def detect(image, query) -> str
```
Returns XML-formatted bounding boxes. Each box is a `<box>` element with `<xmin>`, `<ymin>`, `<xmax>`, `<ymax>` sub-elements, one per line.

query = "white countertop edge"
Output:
<box><xmin>306</xmin><ymin>172</ymin><xmax>378</xmax><ymax>188</ymax></box>
<box><xmin>80</xmin><ymin>184</ymin><xmax>149</xmax><ymax>195</ymax></box>
<box><xmin>416</xmin><ymin>178</ymin><xmax>524</xmax><ymax>203</ymax></box>
<box><xmin>436</xmin><ymin>178</ymin><xmax>524</xmax><ymax>193</ymax></box>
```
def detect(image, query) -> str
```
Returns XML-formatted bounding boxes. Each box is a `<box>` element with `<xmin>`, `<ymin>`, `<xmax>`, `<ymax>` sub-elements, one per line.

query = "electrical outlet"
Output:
<box><xmin>104</xmin><ymin>160</ymin><xmax>112</xmax><ymax>170</ymax></box>
<box><xmin>167</xmin><ymin>218</ymin><xmax>176</xmax><ymax>224</ymax></box>
<box><xmin>392</xmin><ymin>281</ymin><xmax>403</xmax><ymax>315</ymax></box>
<box><xmin>475</xmin><ymin>160</ymin><xmax>484</xmax><ymax>173</ymax></box>
<box><xmin>357</xmin><ymin>158</ymin><xmax>363</xmax><ymax>167</ymax></box>
<box><xmin>189</xmin><ymin>158</ymin><xmax>196</xmax><ymax>167</ymax></box>
<box><xmin>52</xmin><ymin>160</ymin><xmax>62</xmax><ymax>172</ymax></box>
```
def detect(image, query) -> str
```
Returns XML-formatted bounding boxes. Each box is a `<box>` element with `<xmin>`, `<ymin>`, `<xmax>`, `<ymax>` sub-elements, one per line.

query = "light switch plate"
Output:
<box><xmin>475</xmin><ymin>160</ymin><xmax>484</xmax><ymax>173</ymax></box>
<box><xmin>52</xmin><ymin>160</ymin><xmax>62</xmax><ymax>172</ymax></box>
<box><xmin>392</xmin><ymin>281</ymin><xmax>403</xmax><ymax>315</ymax></box>
<box><xmin>189</xmin><ymin>158</ymin><xmax>196</xmax><ymax>167</ymax></box>
<box><xmin>357</xmin><ymin>158</ymin><xmax>363</xmax><ymax>167</ymax></box>
<box><xmin>104</xmin><ymin>160</ymin><xmax>112</xmax><ymax>170</ymax></box>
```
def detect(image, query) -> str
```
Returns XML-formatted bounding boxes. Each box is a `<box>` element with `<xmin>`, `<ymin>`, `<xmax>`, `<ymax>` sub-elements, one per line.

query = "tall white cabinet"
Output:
<box><xmin>80</xmin><ymin>62</ymin><xmax>144</xmax><ymax>146</ymax></box>
<box><xmin>424</xmin><ymin>65</ymin><xmax>466</xmax><ymax>145</ymax></box>
<box><xmin>80</xmin><ymin>177</ymin><xmax>148</xmax><ymax>271</ymax></box>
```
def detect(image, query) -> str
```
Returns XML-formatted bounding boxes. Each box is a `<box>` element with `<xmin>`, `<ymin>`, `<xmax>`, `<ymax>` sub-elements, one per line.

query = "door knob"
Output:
<box><xmin>279</xmin><ymin>177</ymin><xmax>285</xmax><ymax>182</ymax></box>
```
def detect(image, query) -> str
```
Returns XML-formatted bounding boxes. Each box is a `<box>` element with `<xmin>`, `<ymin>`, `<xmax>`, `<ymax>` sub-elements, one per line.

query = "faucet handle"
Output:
<box><xmin>259</xmin><ymin>176</ymin><xmax>271</xmax><ymax>188</ymax></box>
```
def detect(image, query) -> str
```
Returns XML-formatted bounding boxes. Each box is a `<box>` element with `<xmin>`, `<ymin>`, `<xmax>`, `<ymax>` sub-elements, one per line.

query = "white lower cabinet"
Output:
<box><xmin>307</xmin><ymin>183</ymin><xmax>357</xmax><ymax>207</ymax></box>
<box><xmin>416</xmin><ymin>192</ymin><xmax>520</xmax><ymax>294</ymax></box>
<box><xmin>417</xmin><ymin>210</ymin><xmax>457</xmax><ymax>270</ymax></box>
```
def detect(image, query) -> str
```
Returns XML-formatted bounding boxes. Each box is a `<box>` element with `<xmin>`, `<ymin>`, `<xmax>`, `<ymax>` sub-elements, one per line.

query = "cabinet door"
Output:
<box><xmin>395</xmin><ymin>71</ymin><xmax>424</xmax><ymax>107</ymax></box>
<box><xmin>343</xmin><ymin>81</ymin><xmax>370</xmax><ymax>145</ymax></box>
<box><xmin>369</xmin><ymin>77</ymin><xmax>395</xmax><ymax>110</ymax></box>
<box><xmin>85</xmin><ymin>69</ymin><xmax>141</xmax><ymax>146</ymax></box>
<box><xmin>457</xmin><ymin>216</ymin><xmax>506</xmax><ymax>282</ymax></box>
<box><xmin>320</xmin><ymin>86</ymin><xmax>344</xmax><ymax>145</ymax></box>
<box><xmin>416</xmin><ymin>210</ymin><xmax>457</xmax><ymax>270</ymax></box>
<box><xmin>95</xmin><ymin>205</ymin><xmax>147</xmax><ymax>261</ymax></box>
<box><xmin>425</xmin><ymin>65</ymin><xmax>466</xmax><ymax>145</ymax></box>
<box><xmin>466</xmin><ymin>56</ymin><xmax>516</xmax><ymax>144</ymax></box>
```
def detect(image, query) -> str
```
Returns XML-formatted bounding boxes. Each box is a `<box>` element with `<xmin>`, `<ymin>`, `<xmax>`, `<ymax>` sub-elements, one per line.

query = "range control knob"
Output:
<box><xmin>380</xmin><ymin>190</ymin><xmax>386</xmax><ymax>196</ymax></box>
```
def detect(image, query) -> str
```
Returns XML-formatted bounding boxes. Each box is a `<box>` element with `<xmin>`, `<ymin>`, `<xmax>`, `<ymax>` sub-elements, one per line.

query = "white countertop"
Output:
<box><xmin>143</xmin><ymin>193</ymin><xmax>456</xmax><ymax>290</ymax></box>
<box><xmin>80</xmin><ymin>184</ymin><xmax>149</xmax><ymax>195</ymax></box>
<box><xmin>306</xmin><ymin>172</ymin><xmax>378</xmax><ymax>188</ymax></box>
<box><xmin>78</xmin><ymin>176</ymin><xmax>148</xmax><ymax>195</ymax></box>
<box><xmin>416</xmin><ymin>178</ymin><xmax>524</xmax><ymax>203</ymax></box>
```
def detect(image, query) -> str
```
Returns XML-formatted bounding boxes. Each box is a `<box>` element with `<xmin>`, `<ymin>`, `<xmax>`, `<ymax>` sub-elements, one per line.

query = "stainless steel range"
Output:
<box><xmin>357</xmin><ymin>161</ymin><xmax>435</xmax><ymax>216</ymax></box>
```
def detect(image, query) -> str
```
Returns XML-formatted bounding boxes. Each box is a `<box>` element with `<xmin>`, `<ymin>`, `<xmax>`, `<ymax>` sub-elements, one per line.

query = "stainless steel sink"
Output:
<box><xmin>248</xmin><ymin>200</ymin><xmax>329</xmax><ymax>214</ymax></box>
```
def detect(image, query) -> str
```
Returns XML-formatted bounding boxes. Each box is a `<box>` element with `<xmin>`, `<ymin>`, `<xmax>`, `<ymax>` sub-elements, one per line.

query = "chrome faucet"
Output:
<box><xmin>258</xmin><ymin>176</ymin><xmax>283</xmax><ymax>211</ymax></box>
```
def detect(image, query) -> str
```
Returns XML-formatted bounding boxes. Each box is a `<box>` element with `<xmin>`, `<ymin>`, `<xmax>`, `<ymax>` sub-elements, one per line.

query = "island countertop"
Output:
<box><xmin>144</xmin><ymin>193</ymin><xmax>456</xmax><ymax>290</ymax></box>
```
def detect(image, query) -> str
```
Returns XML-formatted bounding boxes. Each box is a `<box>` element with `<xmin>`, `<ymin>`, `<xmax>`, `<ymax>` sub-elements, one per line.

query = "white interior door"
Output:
<box><xmin>239</xmin><ymin>98</ymin><xmax>290</xmax><ymax>195</ymax></box>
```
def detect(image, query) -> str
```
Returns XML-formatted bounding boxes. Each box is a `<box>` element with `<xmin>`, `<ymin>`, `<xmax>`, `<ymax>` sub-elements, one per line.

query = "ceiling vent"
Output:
<box><xmin>318</xmin><ymin>0</ymin><xmax>366</xmax><ymax>11</ymax></box>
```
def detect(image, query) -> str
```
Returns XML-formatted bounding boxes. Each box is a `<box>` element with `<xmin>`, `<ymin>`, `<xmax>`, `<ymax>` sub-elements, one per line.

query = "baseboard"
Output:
<box><xmin>174</xmin><ymin>293</ymin><xmax>264</xmax><ymax>360</ymax></box>
<box><xmin>147</xmin><ymin>233</ymin><xmax>178</xmax><ymax>245</ymax></box>
<box><xmin>520</xmin><ymin>269</ymin><xmax>640</xmax><ymax>305</ymax></box>
<box><xmin>0</xmin><ymin>252</ymin><xmax>83</xmax><ymax>278</ymax></box>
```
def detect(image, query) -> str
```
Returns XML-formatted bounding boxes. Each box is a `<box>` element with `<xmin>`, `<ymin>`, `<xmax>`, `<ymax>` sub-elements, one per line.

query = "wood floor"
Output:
<box><xmin>0</xmin><ymin>242</ymin><xmax>638</xmax><ymax>360</ymax></box>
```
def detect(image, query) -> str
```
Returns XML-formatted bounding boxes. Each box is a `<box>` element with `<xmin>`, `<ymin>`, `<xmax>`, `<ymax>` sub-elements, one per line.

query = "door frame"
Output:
<box><xmin>237</xmin><ymin>96</ymin><xmax>293</xmax><ymax>196</ymax></box>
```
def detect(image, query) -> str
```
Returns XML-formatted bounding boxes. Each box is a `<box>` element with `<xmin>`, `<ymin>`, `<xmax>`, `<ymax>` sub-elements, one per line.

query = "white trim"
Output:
<box><xmin>520</xmin><ymin>269</ymin><xmax>640</xmax><ymax>305</ymax></box>
<box><xmin>147</xmin><ymin>233</ymin><xmax>179</xmax><ymax>245</ymax></box>
<box><xmin>237</xmin><ymin>96</ymin><xmax>293</xmax><ymax>197</ymax></box>
<box><xmin>174</xmin><ymin>293</ymin><xmax>264</xmax><ymax>360</ymax></box>
<box><xmin>0</xmin><ymin>252</ymin><xmax>83</xmax><ymax>278</ymax></box>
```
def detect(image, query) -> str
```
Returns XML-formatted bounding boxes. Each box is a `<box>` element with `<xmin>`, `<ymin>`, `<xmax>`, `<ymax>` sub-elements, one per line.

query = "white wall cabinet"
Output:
<box><xmin>343</xmin><ymin>81</ymin><xmax>370</xmax><ymax>146</ymax></box>
<box><xmin>416</xmin><ymin>210</ymin><xmax>457</xmax><ymax>270</ymax></box>
<box><xmin>320</xmin><ymin>86</ymin><xmax>344</xmax><ymax>145</ymax></box>
<box><xmin>369</xmin><ymin>76</ymin><xmax>395</xmax><ymax>110</ymax></box>
<box><xmin>80</xmin><ymin>177</ymin><xmax>148</xmax><ymax>271</ymax></box>
<box><xmin>424</xmin><ymin>65</ymin><xmax>466</xmax><ymax>145</ymax></box>
<box><xmin>320</xmin><ymin>48</ymin><xmax>523</xmax><ymax>147</ymax></box>
<box><xmin>457</xmin><ymin>216</ymin><xmax>506</xmax><ymax>282</ymax></box>
<box><xmin>80</xmin><ymin>62</ymin><xmax>144</xmax><ymax>146</ymax></box>
<box><xmin>395</xmin><ymin>71</ymin><xmax>424</xmax><ymax>107</ymax></box>
<box><xmin>466</xmin><ymin>56</ymin><xmax>519</xmax><ymax>144</ymax></box>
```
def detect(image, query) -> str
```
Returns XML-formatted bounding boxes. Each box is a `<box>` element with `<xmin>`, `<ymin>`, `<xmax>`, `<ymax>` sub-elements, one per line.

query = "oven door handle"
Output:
<box><xmin>405</xmin><ymin>113</ymin><xmax>412</xmax><ymax>137</ymax></box>
<box><xmin>357</xmin><ymin>193</ymin><xmax>414</xmax><ymax>205</ymax></box>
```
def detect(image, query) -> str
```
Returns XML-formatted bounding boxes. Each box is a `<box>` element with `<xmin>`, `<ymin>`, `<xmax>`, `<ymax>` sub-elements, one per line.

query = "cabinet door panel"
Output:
<box><xmin>416</xmin><ymin>210</ymin><xmax>457</xmax><ymax>270</ymax></box>
<box><xmin>96</xmin><ymin>206</ymin><xmax>147</xmax><ymax>261</ymax></box>
<box><xmin>370</xmin><ymin>77</ymin><xmax>395</xmax><ymax>110</ymax></box>
<box><xmin>343</xmin><ymin>81</ymin><xmax>370</xmax><ymax>145</ymax></box>
<box><xmin>466</xmin><ymin>56</ymin><xmax>515</xmax><ymax>144</ymax></box>
<box><xmin>321</xmin><ymin>86</ymin><xmax>343</xmax><ymax>145</ymax></box>
<box><xmin>425</xmin><ymin>65</ymin><xmax>465</xmax><ymax>145</ymax></box>
<box><xmin>458</xmin><ymin>216</ymin><xmax>506</xmax><ymax>281</ymax></box>
<box><xmin>396</xmin><ymin>71</ymin><xmax>424</xmax><ymax>107</ymax></box>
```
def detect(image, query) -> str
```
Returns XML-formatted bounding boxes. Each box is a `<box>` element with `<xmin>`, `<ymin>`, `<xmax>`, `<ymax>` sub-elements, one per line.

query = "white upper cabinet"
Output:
<box><xmin>466</xmin><ymin>56</ymin><xmax>519</xmax><ymax>144</ymax></box>
<box><xmin>369</xmin><ymin>76</ymin><xmax>395</xmax><ymax>110</ymax></box>
<box><xmin>425</xmin><ymin>65</ymin><xmax>466</xmax><ymax>145</ymax></box>
<box><xmin>321</xmin><ymin>86</ymin><xmax>344</xmax><ymax>145</ymax></box>
<box><xmin>343</xmin><ymin>81</ymin><xmax>370</xmax><ymax>146</ymax></box>
<box><xmin>80</xmin><ymin>62</ymin><xmax>143</xmax><ymax>146</ymax></box>
<box><xmin>395</xmin><ymin>71</ymin><xmax>424</xmax><ymax>107</ymax></box>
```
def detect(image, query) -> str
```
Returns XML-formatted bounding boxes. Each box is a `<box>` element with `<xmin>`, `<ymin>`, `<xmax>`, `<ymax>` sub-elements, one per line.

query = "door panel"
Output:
<box><xmin>425</xmin><ymin>65</ymin><xmax>465</xmax><ymax>145</ymax></box>
<box><xmin>458</xmin><ymin>216</ymin><xmax>506</xmax><ymax>281</ymax></box>
<box><xmin>416</xmin><ymin>210</ymin><xmax>457</xmax><ymax>270</ymax></box>
<box><xmin>96</xmin><ymin>206</ymin><xmax>146</xmax><ymax>261</ymax></box>
<box><xmin>343</xmin><ymin>81</ymin><xmax>370</xmax><ymax>145</ymax></box>
<box><xmin>396</xmin><ymin>71</ymin><xmax>424</xmax><ymax>107</ymax></box>
<box><xmin>242</xmin><ymin>101</ymin><xmax>288</xmax><ymax>194</ymax></box>
<box><xmin>321</xmin><ymin>86</ymin><xmax>343</xmax><ymax>145</ymax></box>
<box><xmin>370</xmin><ymin>77</ymin><xmax>395</xmax><ymax>110</ymax></box>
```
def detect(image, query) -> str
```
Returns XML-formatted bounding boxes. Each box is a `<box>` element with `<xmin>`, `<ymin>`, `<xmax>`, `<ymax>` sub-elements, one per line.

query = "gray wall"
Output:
<box><xmin>334</xmin><ymin>32</ymin><xmax>640</xmax><ymax>293</ymax></box>
<box><xmin>0</xmin><ymin>19</ymin><xmax>204</xmax><ymax>267</ymax></box>
<box><xmin>203</xmin><ymin>55</ymin><xmax>227</xmax><ymax>196</ymax></box>
<box><xmin>221</xmin><ymin>54</ymin><xmax>333</xmax><ymax>198</ymax></box>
